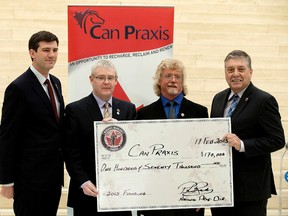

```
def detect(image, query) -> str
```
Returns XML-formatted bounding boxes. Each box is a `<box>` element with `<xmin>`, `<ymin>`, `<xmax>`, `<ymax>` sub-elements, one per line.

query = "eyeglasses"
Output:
<box><xmin>93</xmin><ymin>75</ymin><xmax>117</xmax><ymax>82</ymax></box>
<box><xmin>161</xmin><ymin>74</ymin><xmax>182</xmax><ymax>81</ymax></box>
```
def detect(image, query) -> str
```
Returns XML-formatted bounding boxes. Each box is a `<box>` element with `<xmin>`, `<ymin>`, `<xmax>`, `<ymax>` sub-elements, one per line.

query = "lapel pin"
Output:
<box><xmin>181</xmin><ymin>113</ymin><xmax>184</xmax><ymax>117</ymax></box>
<box><xmin>245</xmin><ymin>98</ymin><xmax>248</xmax><ymax>102</ymax></box>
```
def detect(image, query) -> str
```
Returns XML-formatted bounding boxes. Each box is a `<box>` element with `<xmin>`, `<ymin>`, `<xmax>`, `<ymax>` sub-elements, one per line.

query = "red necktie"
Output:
<box><xmin>44</xmin><ymin>79</ymin><xmax>59</xmax><ymax>123</ymax></box>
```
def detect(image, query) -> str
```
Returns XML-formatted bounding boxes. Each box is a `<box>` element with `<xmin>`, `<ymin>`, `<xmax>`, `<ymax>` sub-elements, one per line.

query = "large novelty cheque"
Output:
<box><xmin>94</xmin><ymin>118</ymin><xmax>233</xmax><ymax>211</ymax></box>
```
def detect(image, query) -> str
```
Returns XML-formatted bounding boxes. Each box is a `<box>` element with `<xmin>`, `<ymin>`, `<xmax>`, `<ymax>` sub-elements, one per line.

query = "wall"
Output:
<box><xmin>0</xmin><ymin>0</ymin><xmax>287</xmax><ymax>215</ymax></box>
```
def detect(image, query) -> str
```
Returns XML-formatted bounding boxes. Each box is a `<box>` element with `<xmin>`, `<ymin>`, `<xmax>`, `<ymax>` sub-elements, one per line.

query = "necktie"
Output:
<box><xmin>44</xmin><ymin>79</ymin><xmax>59</xmax><ymax>123</ymax></box>
<box><xmin>103</xmin><ymin>102</ymin><xmax>111</xmax><ymax>118</ymax></box>
<box><xmin>168</xmin><ymin>101</ymin><xmax>176</xmax><ymax>119</ymax></box>
<box><xmin>226</xmin><ymin>94</ymin><xmax>239</xmax><ymax>117</ymax></box>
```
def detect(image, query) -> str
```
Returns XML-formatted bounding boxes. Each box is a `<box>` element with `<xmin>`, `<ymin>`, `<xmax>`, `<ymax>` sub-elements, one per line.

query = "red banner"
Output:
<box><xmin>68</xmin><ymin>5</ymin><xmax>174</xmax><ymax>108</ymax></box>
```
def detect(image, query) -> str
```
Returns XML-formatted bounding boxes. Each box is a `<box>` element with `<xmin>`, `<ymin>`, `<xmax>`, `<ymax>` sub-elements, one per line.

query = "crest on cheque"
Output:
<box><xmin>101</xmin><ymin>126</ymin><xmax>126</xmax><ymax>151</ymax></box>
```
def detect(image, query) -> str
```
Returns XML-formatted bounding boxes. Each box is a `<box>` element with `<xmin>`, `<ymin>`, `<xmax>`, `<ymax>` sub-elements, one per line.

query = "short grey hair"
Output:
<box><xmin>224</xmin><ymin>50</ymin><xmax>252</xmax><ymax>70</ymax></box>
<box><xmin>91</xmin><ymin>60</ymin><xmax>118</xmax><ymax>76</ymax></box>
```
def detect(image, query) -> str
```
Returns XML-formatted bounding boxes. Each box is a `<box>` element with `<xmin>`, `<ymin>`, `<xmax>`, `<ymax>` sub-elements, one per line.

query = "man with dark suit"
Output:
<box><xmin>210</xmin><ymin>50</ymin><xmax>285</xmax><ymax>216</ymax></box>
<box><xmin>64</xmin><ymin>60</ymin><xmax>136</xmax><ymax>216</ymax></box>
<box><xmin>0</xmin><ymin>31</ymin><xmax>64</xmax><ymax>216</ymax></box>
<box><xmin>137</xmin><ymin>59</ymin><xmax>207</xmax><ymax>216</ymax></box>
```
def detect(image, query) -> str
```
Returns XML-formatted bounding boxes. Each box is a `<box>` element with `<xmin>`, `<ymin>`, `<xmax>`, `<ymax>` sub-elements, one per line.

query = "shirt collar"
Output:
<box><xmin>92</xmin><ymin>93</ymin><xmax>112</xmax><ymax>107</ymax></box>
<box><xmin>30</xmin><ymin>65</ymin><xmax>50</xmax><ymax>84</ymax></box>
<box><xmin>228</xmin><ymin>88</ymin><xmax>247</xmax><ymax>101</ymax></box>
<box><xmin>161</xmin><ymin>92</ymin><xmax>184</xmax><ymax>106</ymax></box>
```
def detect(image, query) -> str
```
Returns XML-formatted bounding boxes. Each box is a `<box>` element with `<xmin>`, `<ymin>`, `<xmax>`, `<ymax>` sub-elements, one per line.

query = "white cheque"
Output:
<box><xmin>94</xmin><ymin>118</ymin><xmax>233</xmax><ymax>211</ymax></box>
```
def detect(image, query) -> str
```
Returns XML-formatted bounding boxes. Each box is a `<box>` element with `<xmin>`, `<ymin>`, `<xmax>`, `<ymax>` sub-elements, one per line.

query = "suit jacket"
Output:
<box><xmin>137</xmin><ymin>97</ymin><xmax>208</xmax><ymax>120</ymax></box>
<box><xmin>0</xmin><ymin>68</ymin><xmax>64</xmax><ymax>190</ymax></box>
<box><xmin>63</xmin><ymin>93</ymin><xmax>136</xmax><ymax>207</ymax></box>
<box><xmin>210</xmin><ymin>83</ymin><xmax>285</xmax><ymax>202</ymax></box>
<box><xmin>136</xmin><ymin>96</ymin><xmax>208</xmax><ymax>216</ymax></box>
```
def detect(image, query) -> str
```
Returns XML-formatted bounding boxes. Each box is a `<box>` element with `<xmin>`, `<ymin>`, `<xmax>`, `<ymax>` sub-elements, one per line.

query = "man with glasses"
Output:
<box><xmin>136</xmin><ymin>59</ymin><xmax>208</xmax><ymax>216</ymax></box>
<box><xmin>63</xmin><ymin>60</ymin><xmax>136</xmax><ymax>216</ymax></box>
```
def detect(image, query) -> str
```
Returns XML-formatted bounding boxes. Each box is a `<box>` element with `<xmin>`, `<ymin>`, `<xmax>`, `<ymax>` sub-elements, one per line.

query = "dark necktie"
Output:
<box><xmin>226</xmin><ymin>94</ymin><xmax>239</xmax><ymax>117</ymax></box>
<box><xmin>44</xmin><ymin>79</ymin><xmax>59</xmax><ymax>123</ymax></box>
<box><xmin>168</xmin><ymin>101</ymin><xmax>176</xmax><ymax>119</ymax></box>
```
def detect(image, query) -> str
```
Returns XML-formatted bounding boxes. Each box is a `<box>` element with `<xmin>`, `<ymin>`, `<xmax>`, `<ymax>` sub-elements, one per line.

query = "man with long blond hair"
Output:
<box><xmin>136</xmin><ymin>59</ymin><xmax>207</xmax><ymax>216</ymax></box>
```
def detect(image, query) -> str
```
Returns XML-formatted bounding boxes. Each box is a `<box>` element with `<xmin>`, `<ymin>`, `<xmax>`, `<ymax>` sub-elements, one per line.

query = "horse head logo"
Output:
<box><xmin>74</xmin><ymin>9</ymin><xmax>105</xmax><ymax>34</ymax></box>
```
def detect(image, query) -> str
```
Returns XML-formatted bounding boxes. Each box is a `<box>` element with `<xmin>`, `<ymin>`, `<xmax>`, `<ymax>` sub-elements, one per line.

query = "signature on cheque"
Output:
<box><xmin>178</xmin><ymin>181</ymin><xmax>213</xmax><ymax>196</ymax></box>
<box><xmin>178</xmin><ymin>181</ymin><xmax>226</xmax><ymax>202</ymax></box>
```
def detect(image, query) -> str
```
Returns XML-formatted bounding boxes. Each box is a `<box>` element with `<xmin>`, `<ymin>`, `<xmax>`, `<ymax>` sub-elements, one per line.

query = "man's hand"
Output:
<box><xmin>223</xmin><ymin>133</ymin><xmax>241</xmax><ymax>151</ymax></box>
<box><xmin>102</xmin><ymin>117</ymin><xmax>118</xmax><ymax>122</ymax></box>
<box><xmin>0</xmin><ymin>186</ymin><xmax>14</xmax><ymax>199</ymax></box>
<box><xmin>81</xmin><ymin>181</ymin><xmax>98</xmax><ymax>197</ymax></box>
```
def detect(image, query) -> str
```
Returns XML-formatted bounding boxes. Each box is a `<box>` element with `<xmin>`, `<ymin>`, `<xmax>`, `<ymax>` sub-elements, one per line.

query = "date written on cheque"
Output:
<box><xmin>201</xmin><ymin>151</ymin><xmax>226</xmax><ymax>158</ymax></box>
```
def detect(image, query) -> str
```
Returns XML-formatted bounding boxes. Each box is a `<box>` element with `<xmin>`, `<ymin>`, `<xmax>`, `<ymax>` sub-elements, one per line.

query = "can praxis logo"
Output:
<box><xmin>101</xmin><ymin>126</ymin><xmax>126</xmax><ymax>152</ymax></box>
<box><xmin>73</xmin><ymin>9</ymin><xmax>170</xmax><ymax>40</ymax></box>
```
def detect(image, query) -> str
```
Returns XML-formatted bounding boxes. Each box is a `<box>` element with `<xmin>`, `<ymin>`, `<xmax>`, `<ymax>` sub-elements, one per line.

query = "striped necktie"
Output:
<box><xmin>103</xmin><ymin>102</ymin><xmax>111</xmax><ymax>118</ymax></box>
<box><xmin>226</xmin><ymin>94</ymin><xmax>239</xmax><ymax>117</ymax></box>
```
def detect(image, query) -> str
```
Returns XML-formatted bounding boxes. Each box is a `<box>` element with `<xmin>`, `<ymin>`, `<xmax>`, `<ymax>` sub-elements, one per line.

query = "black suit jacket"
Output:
<box><xmin>210</xmin><ymin>83</ymin><xmax>285</xmax><ymax>202</ymax></box>
<box><xmin>137</xmin><ymin>97</ymin><xmax>208</xmax><ymax>120</ymax></box>
<box><xmin>0</xmin><ymin>68</ymin><xmax>64</xmax><ymax>190</ymax></box>
<box><xmin>136</xmin><ymin>96</ymin><xmax>208</xmax><ymax>216</ymax></box>
<box><xmin>64</xmin><ymin>93</ymin><xmax>136</xmax><ymax>207</ymax></box>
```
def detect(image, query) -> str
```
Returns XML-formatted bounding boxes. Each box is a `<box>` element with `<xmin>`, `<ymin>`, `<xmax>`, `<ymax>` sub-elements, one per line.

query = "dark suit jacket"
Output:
<box><xmin>210</xmin><ymin>83</ymin><xmax>285</xmax><ymax>202</ymax></box>
<box><xmin>137</xmin><ymin>97</ymin><xmax>208</xmax><ymax>120</ymax></box>
<box><xmin>0</xmin><ymin>68</ymin><xmax>64</xmax><ymax>190</ymax></box>
<box><xmin>63</xmin><ymin>93</ymin><xmax>136</xmax><ymax>207</ymax></box>
<box><xmin>136</xmin><ymin>96</ymin><xmax>208</xmax><ymax>216</ymax></box>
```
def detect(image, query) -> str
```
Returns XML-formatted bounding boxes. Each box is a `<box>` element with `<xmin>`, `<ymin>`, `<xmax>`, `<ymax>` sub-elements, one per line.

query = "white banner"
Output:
<box><xmin>94</xmin><ymin>118</ymin><xmax>234</xmax><ymax>211</ymax></box>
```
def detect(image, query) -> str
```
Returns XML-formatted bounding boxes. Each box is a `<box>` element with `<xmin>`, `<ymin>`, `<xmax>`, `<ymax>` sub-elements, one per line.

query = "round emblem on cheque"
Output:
<box><xmin>101</xmin><ymin>126</ymin><xmax>126</xmax><ymax>151</ymax></box>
